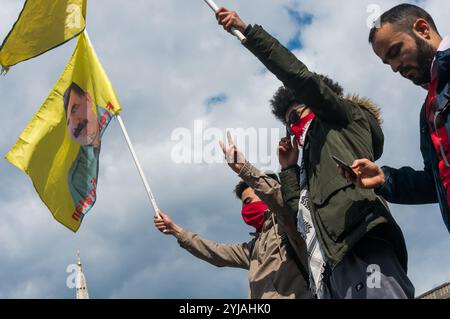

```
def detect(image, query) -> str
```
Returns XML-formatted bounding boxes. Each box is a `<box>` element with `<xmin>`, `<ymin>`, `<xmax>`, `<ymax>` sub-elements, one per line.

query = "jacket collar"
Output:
<box><xmin>427</xmin><ymin>37</ymin><xmax>450</xmax><ymax>91</ymax></box>
<box><xmin>436</xmin><ymin>53</ymin><xmax>450</xmax><ymax>92</ymax></box>
<box><xmin>437</xmin><ymin>36</ymin><xmax>450</xmax><ymax>52</ymax></box>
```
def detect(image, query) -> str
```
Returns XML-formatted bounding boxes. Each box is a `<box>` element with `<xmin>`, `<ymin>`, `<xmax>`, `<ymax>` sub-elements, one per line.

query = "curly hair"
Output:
<box><xmin>270</xmin><ymin>74</ymin><xmax>344</xmax><ymax>124</ymax></box>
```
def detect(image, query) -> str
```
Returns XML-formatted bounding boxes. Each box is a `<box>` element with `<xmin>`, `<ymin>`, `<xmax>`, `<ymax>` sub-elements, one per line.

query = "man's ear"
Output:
<box><xmin>413</xmin><ymin>18</ymin><xmax>431</xmax><ymax>40</ymax></box>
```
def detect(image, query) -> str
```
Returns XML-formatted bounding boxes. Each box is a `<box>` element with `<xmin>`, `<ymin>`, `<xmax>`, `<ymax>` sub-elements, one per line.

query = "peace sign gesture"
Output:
<box><xmin>219</xmin><ymin>131</ymin><xmax>247</xmax><ymax>174</ymax></box>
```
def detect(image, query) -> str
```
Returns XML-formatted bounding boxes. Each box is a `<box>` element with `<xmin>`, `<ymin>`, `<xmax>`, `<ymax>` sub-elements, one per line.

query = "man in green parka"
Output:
<box><xmin>215</xmin><ymin>7</ymin><xmax>414</xmax><ymax>299</ymax></box>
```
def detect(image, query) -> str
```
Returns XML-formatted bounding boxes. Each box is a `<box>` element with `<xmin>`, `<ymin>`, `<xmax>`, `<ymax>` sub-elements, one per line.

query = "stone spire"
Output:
<box><xmin>76</xmin><ymin>250</ymin><xmax>90</xmax><ymax>299</ymax></box>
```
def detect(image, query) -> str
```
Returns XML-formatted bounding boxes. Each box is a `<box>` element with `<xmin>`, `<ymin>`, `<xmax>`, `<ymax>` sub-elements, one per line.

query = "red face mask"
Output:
<box><xmin>290</xmin><ymin>113</ymin><xmax>315</xmax><ymax>145</ymax></box>
<box><xmin>241</xmin><ymin>201</ymin><xmax>268</xmax><ymax>233</ymax></box>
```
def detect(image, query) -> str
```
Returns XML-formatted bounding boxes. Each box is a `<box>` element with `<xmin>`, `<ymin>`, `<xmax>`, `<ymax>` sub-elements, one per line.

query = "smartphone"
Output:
<box><xmin>331</xmin><ymin>155</ymin><xmax>357</xmax><ymax>180</ymax></box>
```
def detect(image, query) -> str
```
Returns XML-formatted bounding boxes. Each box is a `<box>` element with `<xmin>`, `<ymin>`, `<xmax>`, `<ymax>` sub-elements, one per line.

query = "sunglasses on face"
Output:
<box><xmin>288</xmin><ymin>110</ymin><xmax>301</xmax><ymax>126</ymax></box>
<box><xmin>286</xmin><ymin>105</ymin><xmax>306</xmax><ymax>136</ymax></box>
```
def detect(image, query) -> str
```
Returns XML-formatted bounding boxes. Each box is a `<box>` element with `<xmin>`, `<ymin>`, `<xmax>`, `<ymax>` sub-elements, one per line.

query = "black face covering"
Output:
<box><xmin>411</xmin><ymin>33</ymin><xmax>436</xmax><ymax>86</ymax></box>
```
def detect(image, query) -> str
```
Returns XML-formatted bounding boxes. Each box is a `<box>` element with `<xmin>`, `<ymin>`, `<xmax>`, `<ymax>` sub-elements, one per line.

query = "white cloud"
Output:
<box><xmin>1</xmin><ymin>0</ymin><xmax>450</xmax><ymax>298</ymax></box>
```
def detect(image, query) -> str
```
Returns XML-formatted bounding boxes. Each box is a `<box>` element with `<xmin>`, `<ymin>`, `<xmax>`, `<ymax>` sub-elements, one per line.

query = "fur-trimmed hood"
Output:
<box><xmin>345</xmin><ymin>94</ymin><xmax>383</xmax><ymax>126</ymax></box>
<box><xmin>345</xmin><ymin>94</ymin><xmax>384</xmax><ymax>160</ymax></box>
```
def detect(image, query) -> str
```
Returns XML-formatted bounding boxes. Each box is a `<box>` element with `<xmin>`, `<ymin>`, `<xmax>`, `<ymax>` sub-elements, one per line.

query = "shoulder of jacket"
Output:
<box><xmin>344</xmin><ymin>94</ymin><xmax>383</xmax><ymax>126</ymax></box>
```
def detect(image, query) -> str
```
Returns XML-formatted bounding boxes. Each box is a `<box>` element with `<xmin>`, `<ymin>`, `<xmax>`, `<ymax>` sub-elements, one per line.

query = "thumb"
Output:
<box><xmin>158</xmin><ymin>211</ymin><xmax>168</xmax><ymax>220</ymax></box>
<box><xmin>352</xmin><ymin>159</ymin><xmax>368</xmax><ymax>169</ymax></box>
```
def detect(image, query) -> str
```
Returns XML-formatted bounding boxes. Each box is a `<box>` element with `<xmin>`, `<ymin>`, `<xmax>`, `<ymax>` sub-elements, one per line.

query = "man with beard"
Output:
<box><xmin>65</xmin><ymin>82</ymin><xmax>101</xmax><ymax>148</ymax></box>
<box><xmin>63</xmin><ymin>82</ymin><xmax>112</xmax><ymax>219</ymax></box>
<box><xmin>342</xmin><ymin>4</ymin><xmax>450</xmax><ymax>234</ymax></box>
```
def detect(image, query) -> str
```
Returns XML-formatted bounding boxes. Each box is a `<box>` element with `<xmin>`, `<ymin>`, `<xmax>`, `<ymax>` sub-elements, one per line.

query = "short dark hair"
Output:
<box><xmin>234</xmin><ymin>180</ymin><xmax>249</xmax><ymax>200</ymax></box>
<box><xmin>63</xmin><ymin>82</ymin><xmax>85</xmax><ymax>114</ymax></box>
<box><xmin>234</xmin><ymin>172</ymin><xmax>280</xmax><ymax>200</ymax></box>
<box><xmin>270</xmin><ymin>74</ymin><xmax>344</xmax><ymax>124</ymax></box>
<box><xmin>369</xmin><ymin>4</ymin><xmax>440</xmax><ymax>44</ymax></box>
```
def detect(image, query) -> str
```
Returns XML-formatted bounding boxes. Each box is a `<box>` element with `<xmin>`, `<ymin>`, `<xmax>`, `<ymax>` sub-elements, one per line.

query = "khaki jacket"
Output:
<box><xmin>176</xmin><ymin>163</ymin><xmax>313</xmax><ymax>299</ymax></box>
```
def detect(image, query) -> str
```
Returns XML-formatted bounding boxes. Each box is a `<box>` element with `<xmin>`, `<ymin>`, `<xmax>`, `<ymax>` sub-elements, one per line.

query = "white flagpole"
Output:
<box><xmin>203</xmin><ymin>0</ymin><xmax>247</xmax><ymax>43</ymax></box>
<box><xmin>116</xmin><ymin>114</ymin><xmax>160</xmax><ymax>218</ymax></box>
<box><xmin>83</xmin><ymin>30</ymin><xmax>160</xmax><ymax>218</ymax></box>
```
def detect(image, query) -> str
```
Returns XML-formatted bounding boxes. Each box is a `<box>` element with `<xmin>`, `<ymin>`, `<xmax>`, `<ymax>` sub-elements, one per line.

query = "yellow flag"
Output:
<box><xmin>5</xmin><ymin>32</ymin><xmax>121</xmax><ymax>232</ymax></box>
<box><xmin>0</xmin><ymin>0</ymin><xmax>87</xmax><ymax>73</ymax></box>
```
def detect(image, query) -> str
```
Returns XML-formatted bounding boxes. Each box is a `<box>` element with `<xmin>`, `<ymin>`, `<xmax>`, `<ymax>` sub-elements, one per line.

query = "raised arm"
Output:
<box><xmin>220</xmin><ymin>135</ymin><xmax>309</xmax><ymax>276</ymax></box>
<box><xmin>238</xmin><ymin>162</ymin><xmax>298</xmax><ymax>230</ymax></box>
<box><xmin>154</xmin><ymin>211</ymin><xmax>252</xmax><ymax>269</ymax></box>
<box><xmin>220</xmin><ymin>132</ymin><xmax>298</xmax><ymax>229</ymax></box>
<box><xmin>278</xmin><ymin>133</ymin><xmax>302</xmax><ymax>214</ymax></box>
<box><xmin>216</xmin><ymin>8</ymin><xmax>354</xmax><ymax>126</ymax></box>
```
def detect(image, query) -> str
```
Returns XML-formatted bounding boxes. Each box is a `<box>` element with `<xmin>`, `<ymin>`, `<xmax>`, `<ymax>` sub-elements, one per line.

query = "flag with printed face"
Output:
<box><xmin>5</xmin><ymin>32</ymin><xmax>121</xmax><ymax>232</ymax></box>
<box><xmin>0</xmin><ymin>0</ymin><xmax>87</xmax><ymax>73</ymax></box>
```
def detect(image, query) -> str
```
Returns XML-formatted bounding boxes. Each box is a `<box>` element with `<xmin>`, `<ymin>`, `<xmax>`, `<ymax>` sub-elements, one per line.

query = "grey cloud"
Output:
<box><xmin>1</xmin><ymin>0</ymin><xmax>450</xmax><ymax>298</ymax></box>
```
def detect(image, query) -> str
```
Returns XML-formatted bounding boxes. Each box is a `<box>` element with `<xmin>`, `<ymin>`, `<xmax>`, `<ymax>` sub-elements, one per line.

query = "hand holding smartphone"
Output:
<box><xmin>331</xmin><ymin>155</ymin><xmax>357</xmax><ymax>180</ymax></box>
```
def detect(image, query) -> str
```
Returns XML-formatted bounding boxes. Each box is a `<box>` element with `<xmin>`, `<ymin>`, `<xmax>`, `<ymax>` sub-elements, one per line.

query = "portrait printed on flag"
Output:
<box><xmin>62</xmin><ymin>82</ymin><xmax>114</xmax><ymax>223</ymax></box>
<box><xmin>6</xmin><ymin>33</ymin><xmax>121</xmax><ymax>232</ymax></box>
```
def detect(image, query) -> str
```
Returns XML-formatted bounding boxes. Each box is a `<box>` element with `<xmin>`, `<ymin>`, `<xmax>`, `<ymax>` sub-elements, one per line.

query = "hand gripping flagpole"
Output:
<box><xmin>203</xmin><ymin>0</ymin><xmax>247</xmax><ymax>43</ymax></box>
<box><xmin>116</xmin><ymin>114</ymin><xmax>160</xmax><ymax>219</ymax></box>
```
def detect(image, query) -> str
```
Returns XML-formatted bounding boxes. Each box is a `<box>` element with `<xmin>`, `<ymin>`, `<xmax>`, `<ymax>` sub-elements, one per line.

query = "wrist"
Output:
<box><xmin>235</xmin><ymin>161</ymin><xmax>250</xmax><ymax>175</ymax></box>
<box><xmin>378</xmin><ymin>167</ymin><xmax>386</xmax><ymax>185</ymax></box>
<box><xmin>243</xmin><ymin>24</ymin><xmax>252</xmax><ymax>36</ymax></box>
<box><xmin>235</xmin><ymin>162</ymin><xmax>245</xmax><ymax>173</ymax></box>
<box><xmin>172</xmin><ymin>225</ymin><xmax>183</xmax><ymax>237</ymax></box>
<box><xmin>239</xmin><ymin>22</ymin><xmax>248</xmax><ymax>33</ymax></box>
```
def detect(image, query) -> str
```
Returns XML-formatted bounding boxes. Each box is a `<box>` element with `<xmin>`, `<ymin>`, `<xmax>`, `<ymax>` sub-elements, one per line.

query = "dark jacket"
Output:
<box><xmin>243</xmin><ymin>24</ymin><xmax>408</xmax><ymax>270</ymax></box>
<box><xmin>376</xmin><ymin>48</ymin><xmax>450</xmax><ymax>234</ymax></box>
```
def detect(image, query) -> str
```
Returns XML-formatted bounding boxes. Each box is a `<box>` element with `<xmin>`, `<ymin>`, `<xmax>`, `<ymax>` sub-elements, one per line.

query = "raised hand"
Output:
<box><xmin>154</xmin><ymin>210</ymin><xmax>183</xmax><ymax>236</ymax></box>
<box><xmin>278</xmin><ymin>132</ymin><xmax>299</xmax><ymax>169</ymax></box>
<box><xmin>220</xmin><ymin>131</ymin><xmax>247</xmax><ymax>174</ymax></box>
<box><xmin>215</xmin><ymin>7</ymin><xmax>247</xmax><ymax>33</ymax></box>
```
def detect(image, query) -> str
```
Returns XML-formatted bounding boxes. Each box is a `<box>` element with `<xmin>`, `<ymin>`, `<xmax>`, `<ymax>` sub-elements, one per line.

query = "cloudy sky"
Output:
<box><xmin>1</xmin><ymin>0</ymin><xmax>450</xmax><ymax>298</ymax></box>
